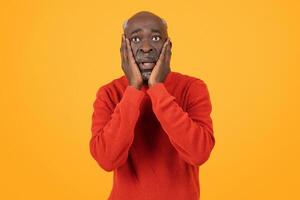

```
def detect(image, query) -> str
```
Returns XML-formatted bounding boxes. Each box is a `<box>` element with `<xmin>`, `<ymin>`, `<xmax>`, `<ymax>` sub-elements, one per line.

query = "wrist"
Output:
<box><xmin>129</xmin><ymin>82</ymin><xmax>142</xmax><ymax>90</ymax></box>
<box><xmin>148</xmin><ymin>81</ymin><xmax>161</xmax><ymax>87</ymax></box>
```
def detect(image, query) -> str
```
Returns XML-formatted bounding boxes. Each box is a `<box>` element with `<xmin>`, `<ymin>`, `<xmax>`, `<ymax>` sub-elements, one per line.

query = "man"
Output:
<box><xmin>89</xmin><ymin>11</ymin><xmax>216</xmax><ymax>200</ymax></box>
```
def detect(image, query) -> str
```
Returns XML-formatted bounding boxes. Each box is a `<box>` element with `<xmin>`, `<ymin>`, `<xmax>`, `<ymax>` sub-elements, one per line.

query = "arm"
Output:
<box><xmin>89</xmin><ymin>85</ymin><xmax>145</xmax><ymax>171</ymax></box>
<box><xmin>146</xmin><ymin>80</ymin><xmax>216</xmax><ymax>166</ymax></box>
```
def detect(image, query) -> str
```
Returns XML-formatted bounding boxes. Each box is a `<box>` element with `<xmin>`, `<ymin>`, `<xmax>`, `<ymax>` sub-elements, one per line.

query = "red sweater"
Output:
<box><xmin>89</xmin><ymin>71</ymin><xmax>216</xmax><ymax>200</ymax></box>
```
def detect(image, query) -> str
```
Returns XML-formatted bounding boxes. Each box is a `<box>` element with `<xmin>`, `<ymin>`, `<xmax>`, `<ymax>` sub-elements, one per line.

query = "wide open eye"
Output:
<box><xmin>131</xmin><ymin>36</ymin><xmax>141</xmax><ymax>43</ymax></box>
<box><xmin>152</xmin><ymin>36</ymin><xmax>161</xmax><ymax>42</ymax></box>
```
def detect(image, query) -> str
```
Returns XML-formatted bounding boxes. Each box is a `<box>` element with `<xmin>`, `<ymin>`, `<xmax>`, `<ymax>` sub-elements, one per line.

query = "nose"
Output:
<box><xmin>138</xmin><ymin>40</ymin><xmax>154</xmax><ymax>53</ymax></box>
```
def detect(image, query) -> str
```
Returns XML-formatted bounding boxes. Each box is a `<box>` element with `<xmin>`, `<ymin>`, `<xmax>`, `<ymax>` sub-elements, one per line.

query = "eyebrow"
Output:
<box><xmin>130</xmin><ymin>28</ymin><xmax>162</xmax><ymax>35</ymax></box>
<box><xmin>130</xmin><ymin>28</ymin><xmax>142</xmax><ymax>35</ymax></box>
<box><xmin>151</xmin><ymin>28</ymin><xmax>162</xmax><ymax>34</ymax></box>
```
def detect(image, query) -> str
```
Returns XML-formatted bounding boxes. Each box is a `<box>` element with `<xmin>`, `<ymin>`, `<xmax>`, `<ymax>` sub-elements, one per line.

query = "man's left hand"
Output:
<box><xmin>148</xmin><ymin>38</ymin><xmax>172</xmax><ymax>87</ymax></box>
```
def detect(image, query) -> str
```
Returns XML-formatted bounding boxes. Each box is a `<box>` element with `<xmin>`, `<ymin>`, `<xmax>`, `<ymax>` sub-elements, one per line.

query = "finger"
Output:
<box><xmin>120</xmin><ymin>35</ymin><xmax>124</xmax><ymax>69</ymax></box>
<box><xmin>120</xmin><ymin>35</ymin><xmax>127</xmax><ymax>69</ymax></box>
<box><xmin>120</xmin><ymin>35</ymin><xmax>125</xmax><ymax>57</ymax></box>
<box><xmin>165</xmin><ymin>39</ymin><xmax>172</xmax><ymax>63</ymax></box>
<box><xmin>156</xmin><ymin>38</ymin><xmax>169</xmax><ymax>66</ymax></box>
<box><xmin>125</xmin><ymin>38</ymin><xmax>136</xmax><ymax>65</ymax></box>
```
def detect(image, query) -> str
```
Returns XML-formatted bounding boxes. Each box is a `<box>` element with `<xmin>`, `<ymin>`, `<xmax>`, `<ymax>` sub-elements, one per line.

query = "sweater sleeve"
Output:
<box><xmin>146</xmin><ymin>80</ymin><xmax>216</xmax><ymax>166</ymax></box>
<box><xmin>89</xmin><ymin>85</ymin><xmax>145</xmax><ymax>172</ymax></box>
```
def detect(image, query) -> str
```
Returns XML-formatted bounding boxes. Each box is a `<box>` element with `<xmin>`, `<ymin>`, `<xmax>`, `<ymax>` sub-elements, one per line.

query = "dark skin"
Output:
<box><xmin>120</xmin><ymin>11</ymin><xmax>172</xmax><ymax>90</ymax></box>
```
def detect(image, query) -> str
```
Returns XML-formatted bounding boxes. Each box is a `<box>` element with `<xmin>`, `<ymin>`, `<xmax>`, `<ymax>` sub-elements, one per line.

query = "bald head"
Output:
<box><xmin>123</xmin><ymin>11</ymin><xmax>168</xmax><ymax>37</ymax></box>
<box><xmin>123</xmin><ymin>11</ymin><xmax>168</xmax><ymax>31</ymax></box>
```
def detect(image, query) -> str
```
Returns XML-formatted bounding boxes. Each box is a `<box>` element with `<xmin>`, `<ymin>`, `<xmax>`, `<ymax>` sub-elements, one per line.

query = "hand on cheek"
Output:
<box><xmin>148</xmin><ymin>38</ymin><xmax>172</xmax><ymax>87</ymax></box>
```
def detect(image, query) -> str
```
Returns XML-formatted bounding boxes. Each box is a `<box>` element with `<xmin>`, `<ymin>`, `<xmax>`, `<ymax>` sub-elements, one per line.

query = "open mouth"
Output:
<box><xmin>138</xmin><ymin>62</ymin><xmax>156</xmax><ymax>70</ymax></box>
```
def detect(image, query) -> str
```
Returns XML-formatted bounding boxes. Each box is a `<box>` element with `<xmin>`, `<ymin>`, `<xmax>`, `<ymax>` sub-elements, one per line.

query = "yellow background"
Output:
<box><xmin>1</xmin><ymin>0</ymin><xmax>299</xmax><ymax>199</ymax></box>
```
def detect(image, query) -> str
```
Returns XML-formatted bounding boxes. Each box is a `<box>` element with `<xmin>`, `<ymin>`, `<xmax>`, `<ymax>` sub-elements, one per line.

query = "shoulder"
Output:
<box><xmin>170</xmin><ymin>71</ymin><xmax>211</xmax><ymax>102</ymax></box>
<box><xmin>95</xmin><ymin>75</ymin><xmax>127</xmax><ymax>98</ymax></box>
<box><xmin>170</xmin><ymin>71</ymin><xmax>207</xmax><ymax>89</ymax></box>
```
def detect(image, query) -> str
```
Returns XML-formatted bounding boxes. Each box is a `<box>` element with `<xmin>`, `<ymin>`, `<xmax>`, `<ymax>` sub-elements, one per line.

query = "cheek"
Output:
<box><xmin>131</xmin><ymin>46</ymin><xmax>138</xmax><ymax>57</ymax></box>
<box><xmin>155</xmin><ymin>43</ymin><xmax>164</xmax><ymax>53</ymax></box>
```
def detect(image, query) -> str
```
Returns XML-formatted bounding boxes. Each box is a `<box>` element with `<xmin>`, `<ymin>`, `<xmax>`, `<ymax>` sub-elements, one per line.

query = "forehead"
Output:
<box><xmin>125</xmin><ymin>17</ymin><xmax>166</xmax><ymax>35</ymax></box>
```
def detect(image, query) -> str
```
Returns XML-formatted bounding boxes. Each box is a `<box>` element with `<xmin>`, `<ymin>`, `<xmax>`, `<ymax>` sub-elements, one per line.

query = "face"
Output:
<box><xmin>124</xmin><ymin>16</ymin><xmax>168</xmax><ymax>81</ymax></box>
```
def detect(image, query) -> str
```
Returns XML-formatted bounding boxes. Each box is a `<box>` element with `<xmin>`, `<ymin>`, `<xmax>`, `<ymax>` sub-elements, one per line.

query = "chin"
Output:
<box><xmin>141</xmin><ymin>71</ymin><xmax>151</xmax><ymax>82</ymax></box>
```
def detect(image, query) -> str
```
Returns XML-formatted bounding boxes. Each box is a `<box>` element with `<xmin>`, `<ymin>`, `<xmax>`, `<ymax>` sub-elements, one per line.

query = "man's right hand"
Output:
<box><xmin>120</xmin><ymin>34</ymin><xmax>143</xmax><ymax>90</ymax></box>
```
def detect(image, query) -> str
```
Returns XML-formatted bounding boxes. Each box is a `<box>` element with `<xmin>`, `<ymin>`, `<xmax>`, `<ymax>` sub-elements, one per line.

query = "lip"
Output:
<box><xmin>138</xmin><ymin>62</ymin><xmax>156</xmax><ymax>70</ymax></box>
